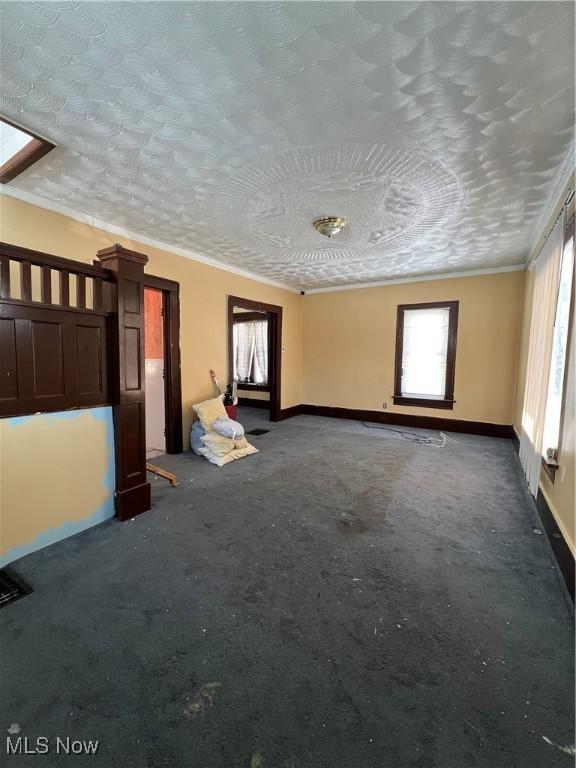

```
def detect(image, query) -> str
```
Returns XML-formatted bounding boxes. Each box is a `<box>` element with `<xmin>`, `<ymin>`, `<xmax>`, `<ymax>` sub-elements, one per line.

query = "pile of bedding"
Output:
<box><xmin>190</xmin><ymin>396</ymin><xmax>258</xmax><ymax>467</ymax></box>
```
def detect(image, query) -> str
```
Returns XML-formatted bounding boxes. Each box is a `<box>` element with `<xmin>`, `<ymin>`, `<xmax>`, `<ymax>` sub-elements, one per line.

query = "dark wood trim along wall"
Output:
<box><xmin>237</xmin><ymin>383</ymin><xmax>271</xmax><ymax>393</ymax></box>
<box><xmin>535</xmin><ymin>489</ymin><xmax>575</xmax><ymax>603</ymax></box>
<box><xmin>144</xmin><ymin>273</ymin><xmax>183</xmax><ymax>454</ymax></box>
<box><xmin>237</xmin><ymin>397</ymin><xmax>269</xmax><ymax>410</ymax></box>
<box><xmin>277</xmin><ymin>403</ymin><xmax>514</xmax><ymax>438</ymax></box>
<box><xmin>510</xmin><ymin>432</ymin><xmax>575</xmax><ymax>603</ymax></box>
<box><xmin>227</xmin><ymin>295</ymin><xmax>282</xmax><ymax>421</ymax></box>
<box><xmin>0</xmin><ymin>241</ymin><xmax>183</xmax><ymax>524</ymax></box>
<box><xmin>278</xmin><ymin>404</ymin><xmax>305</xmax><ymax>421</ymax></box>
<box><xmin>232</xmin><ymin>311</ymin><xmax>269</xmax><ymax>324</ymax></box>
<box><xmin>0</xmin><ymin>242</ymin><xmax>116</xmax><ymax>418</ymax></box>
<box><xmin>0</xmin><ymin>303</ymin><xmax>112</xmax><ymax>417</ymax></box>
<box><xmin>97</xmin><ymin>244</ymin><xmax>151</xmax><ymax>521</ymax></box>
<box><xmin>393</xmin><ymin>300</ymin><xmax>459</xmax><ymax>410</ymax></box>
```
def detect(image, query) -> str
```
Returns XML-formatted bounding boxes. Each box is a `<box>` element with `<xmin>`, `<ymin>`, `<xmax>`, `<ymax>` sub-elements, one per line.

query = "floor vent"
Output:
<box><xmin>0</xmin><ymin>569</ymin><xmax>32</xmax><ymax>609</ymax></box>
<box><xmin>246</xmin><ymin>428</ymin><xmax>270</xmax><ymax>436</ymax></box>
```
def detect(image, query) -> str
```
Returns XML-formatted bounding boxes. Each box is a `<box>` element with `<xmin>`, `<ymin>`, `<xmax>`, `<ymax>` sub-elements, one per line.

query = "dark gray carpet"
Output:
<box><xmin>1</xmin><ymin>409</ymin><xmax>574</xmax><ymax>767</ymax></box>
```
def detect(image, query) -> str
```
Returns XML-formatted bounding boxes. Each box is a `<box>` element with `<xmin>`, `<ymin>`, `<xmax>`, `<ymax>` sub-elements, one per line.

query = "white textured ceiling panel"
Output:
<box><xmin>0</xmin><ymin>1</ymin><xmax>574</xmax><ymax>289</ymax></box>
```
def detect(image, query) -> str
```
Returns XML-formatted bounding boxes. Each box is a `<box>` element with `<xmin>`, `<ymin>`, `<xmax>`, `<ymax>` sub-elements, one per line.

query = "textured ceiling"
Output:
<box><xmin>0</xmin><ymin>1</ymin><xmax>574</xmax><ymax>289</ymax></box>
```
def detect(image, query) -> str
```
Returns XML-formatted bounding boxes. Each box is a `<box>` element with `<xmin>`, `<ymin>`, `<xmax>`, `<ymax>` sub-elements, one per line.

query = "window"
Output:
<box><xmin>519</xmin><ymin>215</ymin><xmax>565</xmax><ymax>496</ymax></box>
<box><xmin>393</xmin><ymin>301</ymin><xmax>459</xmax><ymax>409</ymax></box>
<box><xmin>541</xmin><ymin>217</ymin><xmax>574</xmax><ymax>477</ymax></box>
<box><xmin>0</xmin><ymin>117</ymin><xmax>54</xmax><ymax>184</ymax></box>
<box><xmin>233</xmin><ymin>315</ymin><xmax>269</xmax><ymax>385</ymax></box>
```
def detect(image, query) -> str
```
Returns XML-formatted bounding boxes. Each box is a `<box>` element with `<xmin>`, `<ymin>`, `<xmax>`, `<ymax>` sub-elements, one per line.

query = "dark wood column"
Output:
<box><xmin>97</xmin><ymin>244</ymin><xmax>151</xmax><ymax>520</ymax></box>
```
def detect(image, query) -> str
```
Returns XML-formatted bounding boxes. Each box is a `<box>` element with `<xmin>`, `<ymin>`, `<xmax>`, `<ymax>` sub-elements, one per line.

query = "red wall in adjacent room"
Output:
<box><xmin>144</xmin><ymin>288</ymin><xmax>163</xmax><ymax>359</ymax></box>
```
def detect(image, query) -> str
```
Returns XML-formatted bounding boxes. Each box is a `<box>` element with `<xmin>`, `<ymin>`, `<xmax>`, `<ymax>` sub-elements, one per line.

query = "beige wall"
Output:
<box><xmin>0</xmin><ymin>408</ymin><xmax>115</xmax><ymax>565</ymax></box>
<box><xmin>0</xmin><ymin>196</ymin><xmax>303</xmax><ymax>439</ymax></box>
<box><xmin>0</xmin><ymin>196</ymin><xmax>526</xmax><ymax>431</ymax></box>
<box><xmin>302</xmin><ymin>271</ymin><xmax>525</xmax><ymax>424</ymax></box>
<box><xmin>3</xmin><ymin>191</ymin><xmax>571</xmax><ymax>561</ymax></box>
<box><xmin>0</xmin><ymin>195</ymin><xmax>302</xmax><ymax>564</ymax></box>
<box><xmin>514</xmin><ymin>182</ymin><xmax>575</xmax><ymax>554</ymax></box>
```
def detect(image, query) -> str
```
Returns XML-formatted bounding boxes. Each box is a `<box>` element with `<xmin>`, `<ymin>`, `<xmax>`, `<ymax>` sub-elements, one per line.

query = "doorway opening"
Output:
<box><xmin>227</xmin><ymin>295</ymin><xmax>282</xmax><ymax>421</ymax></box>
<box><xmin>144</xmin><ymin>287</ymin><xmax>165</xmax><ymax>458</ymax></box>
<box><xmin>143</xmin><ymin>275</ymin><xmax>183</xmax><ymax>456</ymax></box>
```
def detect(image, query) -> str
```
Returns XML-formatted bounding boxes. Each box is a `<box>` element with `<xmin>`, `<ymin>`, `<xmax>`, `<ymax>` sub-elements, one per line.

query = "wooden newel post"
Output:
<box><xmin>97</xmin><ymin>244</ymin><xmax>151</xmax><ymax>520</ymax></box>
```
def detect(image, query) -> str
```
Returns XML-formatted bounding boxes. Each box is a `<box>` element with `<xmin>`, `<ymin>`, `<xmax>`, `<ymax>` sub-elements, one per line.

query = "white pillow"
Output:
<box><xmin>191</xmin><ymin>396</ymin><xmax>227</xmax><ymax>431</ymax></box>
<box><xmin>201</xmin><ymin>432</ymin><xmax>249</xmax><ymax>457</ymax></box>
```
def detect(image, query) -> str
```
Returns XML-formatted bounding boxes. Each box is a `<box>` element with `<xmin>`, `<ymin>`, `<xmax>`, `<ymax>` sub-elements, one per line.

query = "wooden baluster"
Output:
<box><xmin>0</xmin><ymin>256</ymin><xmax>10</xmax><ymax>299</ymax></box>
<box><xmin>21</xmin><ymin>261</ymin><xmax>32</xmax><ymax>301</ymax></box>
<box><xmin>60</xmin><ymin>270</ymin><xmax>70</xmax><ymax>306</ymax></box>
<box><xmin>41</xmin><ymin>265</ymin><xmax>52</xmax><ymax>304</ymax></box>
<box><xmin>93</xmin><ymin>277</ymin><xmax>103</xmax><ymax>311</ymax></box>
<box><xmin>76</xmin><ymin>274</ymin><xmax>86</xmax><ymax>309</ymax></box>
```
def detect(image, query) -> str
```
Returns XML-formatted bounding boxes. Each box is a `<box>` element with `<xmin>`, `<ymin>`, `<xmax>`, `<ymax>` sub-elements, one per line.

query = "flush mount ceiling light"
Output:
<box><xmin>313</xmin><ymin>216</ymin><xmax>347</xmax><ymax>238</ymax></box>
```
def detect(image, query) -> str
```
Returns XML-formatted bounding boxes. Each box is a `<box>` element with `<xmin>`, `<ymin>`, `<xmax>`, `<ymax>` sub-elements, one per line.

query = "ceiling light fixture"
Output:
<box><xmin>313</xmin><ymin>216</ymin><xmax>347</xmax><ymax>238</ymax></box>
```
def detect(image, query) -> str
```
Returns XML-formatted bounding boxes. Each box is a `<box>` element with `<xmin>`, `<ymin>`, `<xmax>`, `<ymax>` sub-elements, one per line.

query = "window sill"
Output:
<box><xmin>392</xmin><ymin>395</ymin><xmax>455</xmax><ymax>410</ymax></box>
<box><xmin>541</xmin><ymin>457</ymin><xmax>558</xmax><ymax>483</ymax></box>
<box><xmin>237</xmin><ymin>383</ymin><xmax>270</xmax><ymax>392</ymax></box>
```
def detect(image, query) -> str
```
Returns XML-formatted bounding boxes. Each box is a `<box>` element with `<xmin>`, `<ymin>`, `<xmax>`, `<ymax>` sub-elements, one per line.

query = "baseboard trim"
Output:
<box><xmin>535</xmin><ymin>489</ymin><xmax>575</xmax><ymax>602</ymax></box>
<box><xmin>511</xmin><ymin>432</ymin><xmax>520</xmax><ymax>455</ymax></box>
<box><xmin>237</xmin><ymin>397</ymin><xmax>269</xmax><ymax>410</ymax></box>
<box><xmin>115</xmin><ymin>482</ymin><xmax>151</xmax><ymax>522</ymax></box>
<box><xmin>510</xmin><ymin>430</ymin><xmax>574</xmax><ymax>603</ymax></box>
<box><xmin>278</xmin><ymin>403</ymin><xmax>515</xmax><ymax>438</ymax></box>
<box><xmin>277</xmin><ymin>404</ymin><xmax>304</xmax><ymax>420</ymax></box>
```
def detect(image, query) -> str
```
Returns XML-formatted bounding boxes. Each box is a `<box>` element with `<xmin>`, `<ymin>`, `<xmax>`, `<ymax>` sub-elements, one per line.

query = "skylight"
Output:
<box><xmin>0</xmin><ymin>117</ymin><xmax>54</xmax><ymax>184</ymax></box>
<box><xmin>0</xmin><ymin>122</ymin><xmax>31</xmax><ymax>163</ymax></box>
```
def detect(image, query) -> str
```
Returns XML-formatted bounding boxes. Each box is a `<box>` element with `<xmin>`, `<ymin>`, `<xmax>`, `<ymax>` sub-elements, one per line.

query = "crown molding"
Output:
<box><xmin>303</xmin><ymin>264</ymin><xmax>525</xmax><ymax>295</ymax></box>
<box><xmin>0</xmin><ymin>185</ymin><xmax>301</xmax><ymax>294</ymax></box>
<box><xmin>0</xmin><ymin>185</ymin><xmax>530</xmax><ymax>297</ymax></box>
<box><xmin>526</xmin><ymin>147</ymin><xmax>575</xmax><ymax>267</ymax></box>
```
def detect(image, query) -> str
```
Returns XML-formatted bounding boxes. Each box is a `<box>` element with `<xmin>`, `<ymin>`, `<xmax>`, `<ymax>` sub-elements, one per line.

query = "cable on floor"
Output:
<box><xmin>362</xmin><ymin>422</ymin><xmax>458</xmax><ymax>448</ymax></box>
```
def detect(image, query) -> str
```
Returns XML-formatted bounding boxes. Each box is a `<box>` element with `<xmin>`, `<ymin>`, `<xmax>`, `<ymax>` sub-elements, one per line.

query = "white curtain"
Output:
<box><xmin>519</xmin><ymin>216</ymin><xmax>564</xmax><ymax>496</ymax></box>
<box><xmin>233</xmin><ymin>322</ymin><xmax>256</xmax><ymax>382</ymax></box>
<box><xmin>233</xmin><ymin>319</ymin><xmax>268</xmax><ymax>383</ymax></box>
<box><xmin>253</xmin><ymin>320</ymin><xmax>268</xmax><ymax>384</ymax></box>
<box><xmin>542</xmin><ymin>233</ymin><xmax>575</xmax><ymax>457</ymax></box>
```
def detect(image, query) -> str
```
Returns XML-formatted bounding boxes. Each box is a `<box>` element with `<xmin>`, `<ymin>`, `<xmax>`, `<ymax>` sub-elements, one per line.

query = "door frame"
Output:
<box><xmin>144</xmin><ymin>274</ymin><xmax>183</xmax><ymax>453</ymax></box>
<box><xmin>227</xmin><ymin>295</ymin><xmax>282</xmax><ymax>422</ymax></box>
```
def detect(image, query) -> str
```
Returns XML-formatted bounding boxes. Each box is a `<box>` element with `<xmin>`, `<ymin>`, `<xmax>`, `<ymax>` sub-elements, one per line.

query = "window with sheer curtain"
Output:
<box><xmin>233</xmin><ymin>318</ymin><xmax>268</xmax><ymax>384</ymax></box>
<box><xmin>541</xmin><ymin>219</ymin><xmax>574</xmax><ymax>468</ymax></box>
<box><xmin>519</xmin><ymin>215</ymin><xmax>567</xmax><ymax>496</ymax></box>
<box><xmin>393</xmin><ymin>301</ymin><xmax>459</xmax><ymax>410</ymax></box>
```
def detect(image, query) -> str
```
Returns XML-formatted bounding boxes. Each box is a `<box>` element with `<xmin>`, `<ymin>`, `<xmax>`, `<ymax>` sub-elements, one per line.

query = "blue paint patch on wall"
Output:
<box><xmin>91</xmin><ymin>406</ymin><xmax>116</xmax><ymax>506</ymax></box>
<box><xmin>0</xmin><ymin>407</ymin><xmax>116</xmax><ymax>567</ymax></box>
<box><xmin>7</xmin><ymin>408</ymin><xmax>107</xmax><ymax>427</ymax></box>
